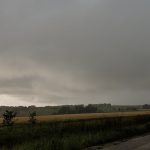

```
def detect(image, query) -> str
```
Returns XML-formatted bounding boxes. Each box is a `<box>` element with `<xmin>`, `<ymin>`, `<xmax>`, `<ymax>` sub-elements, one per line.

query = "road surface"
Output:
<box><xmin>85</xmin><ymin>134</ymin><xmax>150</xmax><ymax>150</ymax></box>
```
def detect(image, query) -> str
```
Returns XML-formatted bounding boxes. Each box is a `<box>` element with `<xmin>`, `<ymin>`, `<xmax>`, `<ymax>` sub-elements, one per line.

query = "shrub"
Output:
<box><xmin>3</xmin><ymin>110</ymin><xmax>17</xmax><ymax>126</ymax></box>
<box><xmin>29</xmin><ymin>111</ymin><xmax>37</xmax><ymax>124</ymax></box>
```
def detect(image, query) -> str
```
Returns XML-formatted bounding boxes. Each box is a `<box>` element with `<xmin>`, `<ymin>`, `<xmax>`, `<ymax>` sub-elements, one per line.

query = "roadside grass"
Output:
<box><xmin>0</xmin><ymin>115</ymin><xmax>150</xmax><ymax>150</ymax></box>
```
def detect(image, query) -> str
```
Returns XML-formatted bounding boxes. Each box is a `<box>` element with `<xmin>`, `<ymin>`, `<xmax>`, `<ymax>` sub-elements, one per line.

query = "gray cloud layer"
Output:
<box><xmin>0</xmin><ymin>0</ymin><xmax>150</xmax><ymax>106</ymax></box>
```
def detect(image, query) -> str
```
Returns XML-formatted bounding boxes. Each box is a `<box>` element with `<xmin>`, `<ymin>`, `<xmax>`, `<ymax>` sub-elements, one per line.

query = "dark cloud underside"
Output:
<box><xmin>0</xmin><ymin>0</ymin><xmax>150</xmax><ymax>106</ymax></box>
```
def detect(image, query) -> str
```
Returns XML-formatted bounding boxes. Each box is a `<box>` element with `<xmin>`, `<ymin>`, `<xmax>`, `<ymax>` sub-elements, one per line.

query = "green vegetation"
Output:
<box><xmin>29</xmin><ymin>111</ymin><xmax>37</xmax><ymax>125</ymax></box>
<box><xmin>0</xmin><ymin>115</ymin><xmax>150</xmax><ymax>150</ymax></box>
<box><xmin>0</xmin><ymin>104</ymin><xmax>142</xmax><ymax>116</ymax></box>
<box><xmin>2</xmin><ymin>110</ymin><xmax>17</xmax><ymax>126</ymax></box>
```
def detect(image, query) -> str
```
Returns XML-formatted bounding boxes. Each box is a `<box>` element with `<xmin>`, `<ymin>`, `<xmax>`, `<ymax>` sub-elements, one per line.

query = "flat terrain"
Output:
<box><xmin>0</xmin><ymin>111</ymin><xmax>150</xmax><ymax>124</ymax></box>
<box><xmin>0</xmin><ymin>113</ymin><xmax>150</xmax><ymax>150</ymax></box>
<box><xmin>86</xmin><ymin>134</ymin><xmax>150</xmax><ymax>150</ymax></box>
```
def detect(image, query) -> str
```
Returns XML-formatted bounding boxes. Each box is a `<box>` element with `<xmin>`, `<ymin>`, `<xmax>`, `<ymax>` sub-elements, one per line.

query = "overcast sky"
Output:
<box><xmin>0</xmin><ymin>0</ymin><xmax>150</xmax><ymax>106</ymax></box>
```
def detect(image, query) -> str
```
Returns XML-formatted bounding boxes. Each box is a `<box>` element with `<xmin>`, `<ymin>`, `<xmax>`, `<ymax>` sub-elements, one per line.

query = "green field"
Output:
<box><xmin>0</xmin><ymin>114</ymin><xmax>150</xmax><ymax>150</ymax></box>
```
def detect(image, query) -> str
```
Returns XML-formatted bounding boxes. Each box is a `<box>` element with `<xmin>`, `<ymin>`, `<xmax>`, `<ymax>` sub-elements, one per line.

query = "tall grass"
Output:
<box><xmin>0</xmin><ymin>115</ymin><xmax>150</xmax><ymax>150</ymax></box>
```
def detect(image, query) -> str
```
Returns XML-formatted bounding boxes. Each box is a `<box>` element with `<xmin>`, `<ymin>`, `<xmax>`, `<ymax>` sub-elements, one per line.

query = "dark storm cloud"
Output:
<box><xmin>0</xmin><ymin>0</ymin><xmax>150</xmax><ymax>105</ymax></box>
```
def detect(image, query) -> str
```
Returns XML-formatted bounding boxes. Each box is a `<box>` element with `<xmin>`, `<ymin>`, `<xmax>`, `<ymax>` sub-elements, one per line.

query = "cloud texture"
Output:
<box><xmin>0</xmin><ymin>0</ymin><xmax>150</xmax><ymax>106</ymax></box>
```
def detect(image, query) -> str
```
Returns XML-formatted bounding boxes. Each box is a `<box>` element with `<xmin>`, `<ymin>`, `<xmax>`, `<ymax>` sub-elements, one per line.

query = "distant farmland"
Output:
<box><xmin>0</xmin><ymin>110</ymin><xmax>150</xmax><ymax>124</ymax></box>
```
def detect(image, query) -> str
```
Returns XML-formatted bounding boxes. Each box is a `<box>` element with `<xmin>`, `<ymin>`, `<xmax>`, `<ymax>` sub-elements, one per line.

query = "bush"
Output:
<box><xmin>3</xmin><ymin>110</ymin><xmax>17</xmax><ymax>126</ymax></box>
<box><xmin>29</xmin><ymin>111</ymin><xmax>37</xmax><ymax>124</ymax></box>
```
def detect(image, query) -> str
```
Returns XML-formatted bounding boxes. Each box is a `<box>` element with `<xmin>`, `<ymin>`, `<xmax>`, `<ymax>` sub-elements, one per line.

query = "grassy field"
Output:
<box><xmin>1</xmin><ymin>111</ymin><xmax>150</xmax><ymax>124</ymax></box>
<box><xmin>0</xmin><ymin>111</ymin><xmax>150</xmax><ymax>150</ymax></box>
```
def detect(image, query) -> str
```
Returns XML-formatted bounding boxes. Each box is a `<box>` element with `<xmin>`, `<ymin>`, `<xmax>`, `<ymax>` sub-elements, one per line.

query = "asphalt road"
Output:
<box><xmin>85</xmin><ymin>134</ymin><xmax>150</xmax><ymax>150</ymax></box>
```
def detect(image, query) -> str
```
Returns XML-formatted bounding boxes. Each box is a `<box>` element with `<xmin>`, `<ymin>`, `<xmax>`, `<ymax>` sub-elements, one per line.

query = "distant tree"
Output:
<box><xmin>58</xmin><ymin>106</ymin><xmax>71</xmax><ymax>114</ymax></box>
<box><xmin>29</xmin><ymin>111</ymin><xmax>37</xmax><ymax>124</ymax></box>
<box><xmin>85</xmin><ymin>104</ymin><xmax>97</xmax><ymax>113</ymax></box>
<box><xmin>75</xmin><ymin>105</ymin><xmax>85</xmax><ymax>113</ymax></box>
<box><xmin>143</xmin><ymin>104</ymin><xmax>150</xmax><ymax>109</ymax></box>
<box><xmin>3</xmin><ymin>110</ymin><xmax>17</xmax><ymax>126</ymax></box>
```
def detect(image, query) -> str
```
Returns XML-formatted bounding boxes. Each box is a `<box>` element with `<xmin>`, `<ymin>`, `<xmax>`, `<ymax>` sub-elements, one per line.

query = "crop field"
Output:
<box><xmin>0</xmin><ymin>111</ymin><xmax>150</xmax><ymax>150</ymax></box>
<box><xmin>1</xmin><ymin>110</ymin><xmax>150</xmax><ymax>124</ymax></box>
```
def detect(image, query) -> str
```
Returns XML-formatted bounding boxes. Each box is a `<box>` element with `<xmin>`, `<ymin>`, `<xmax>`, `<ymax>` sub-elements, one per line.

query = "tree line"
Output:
<box><xmin>0</xmin><ymin>103</ymin><xmax>141</xmax><ymax>117</ymax></box>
